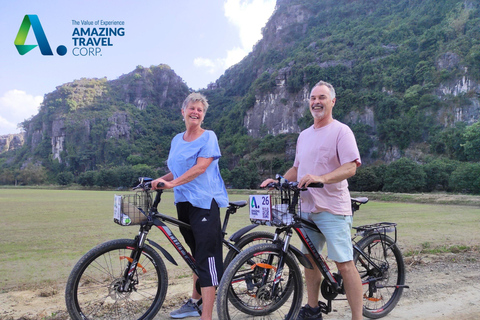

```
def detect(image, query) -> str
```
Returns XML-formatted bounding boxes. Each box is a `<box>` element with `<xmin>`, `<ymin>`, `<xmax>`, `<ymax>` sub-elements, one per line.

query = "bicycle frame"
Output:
<box><xmin>123</xmin><ymin>196</ymin><xmax>212</xmax><ymax>275</ymax></box>
<box><xmin>271</xmin><ymin>218</ymin><xmax>340</xmax><ymax>293</ymax></box>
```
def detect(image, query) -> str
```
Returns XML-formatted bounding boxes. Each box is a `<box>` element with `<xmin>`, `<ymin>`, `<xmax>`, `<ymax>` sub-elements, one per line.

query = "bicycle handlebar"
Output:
<box><xmin>132</xmin><ymin>177</ymin><xmax>165</xmax><ymax>191</ymax></box>
<box><xmin>131</xmin><ymin>177</ymin><xmax>165</xmax><ymax>210</ymax></box>
<box><xmin>265</xmin><ymin>180</ymin><xmax>323</xmax><ymax>191</ymax></box>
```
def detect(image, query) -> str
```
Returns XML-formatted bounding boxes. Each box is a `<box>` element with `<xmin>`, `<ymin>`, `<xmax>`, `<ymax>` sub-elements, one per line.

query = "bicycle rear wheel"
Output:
<box><xmin>354</xmin><ymin>234</ymin><xmax>405</xmax><ymax>319</ymax></box>
<box><xmin>217</xmin><ymin>243</ymin><xmax>303</xmax><ymax>320</ymax></box>
<box><xmin>65</xmin><ymin>239</ymin><xmax>168</xmax><ymax>320</ymax></box>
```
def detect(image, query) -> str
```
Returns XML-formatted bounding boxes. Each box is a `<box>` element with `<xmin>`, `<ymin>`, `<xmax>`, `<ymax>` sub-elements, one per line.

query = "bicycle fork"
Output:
<box><xmin>120</xmin><ymin>225</ymin><xmax>151</xmax><ymax>292</ymax></box>
<box><xmin>260</xmin><ymin>231</ymin><xmax>292</xmax><ymax>298</ymax></box>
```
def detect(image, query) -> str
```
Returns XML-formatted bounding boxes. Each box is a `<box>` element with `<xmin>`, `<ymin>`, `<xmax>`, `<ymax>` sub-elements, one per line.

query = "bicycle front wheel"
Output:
<box><xmin>354</xmin><ymin>234</ymin><xmax>406</xmax><ymax>319</ymax></box>
<box><xmin>224</xmin><ymin>231</ymin><xmax>275</xmax><ymax>267</ymax></box>
<box><xmin>65</xmin><ymin>239</ymin><xmax>168</xmax><ymax>320</ymax></box>
<box><xmin>217</xmin><ymin>243</ymin><xmax>303</xmax><ymax>320</ymax></box>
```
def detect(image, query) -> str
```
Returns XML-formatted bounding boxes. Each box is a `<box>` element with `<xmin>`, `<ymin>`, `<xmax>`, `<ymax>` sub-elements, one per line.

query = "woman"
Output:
<box><xmin>152</xmin><ymin>92</ymin><xmax>228</xmax><ymax>320</ymax></box>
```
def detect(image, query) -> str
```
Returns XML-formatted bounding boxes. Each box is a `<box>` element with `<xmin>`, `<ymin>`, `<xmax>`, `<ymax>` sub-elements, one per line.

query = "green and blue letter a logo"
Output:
<box><xmin>14</xmin><ymin>15</ymin><xmax>53</xmax><ymax>55</ymax></box>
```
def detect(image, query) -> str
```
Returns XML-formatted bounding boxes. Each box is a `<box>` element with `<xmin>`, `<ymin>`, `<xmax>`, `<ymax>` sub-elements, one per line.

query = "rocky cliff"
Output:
<box><xmin>19</xmin><ymin>65</ymin><xmax>189</xmax><ymax>170</ymax></box>
<box><xmin>211</xmin><ymin>0</ymin><xmax>480</xmax><ymax>164</ymax></box>
<box><xmin>0</xmin><ymin>133</ymin><xmax>24</xmax><ymax>153</ymax></box>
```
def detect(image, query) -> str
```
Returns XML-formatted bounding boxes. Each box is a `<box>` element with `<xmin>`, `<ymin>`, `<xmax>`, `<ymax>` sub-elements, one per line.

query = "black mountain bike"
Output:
<box><xmin>216</xmin><ymin>176</ymin><xmax>408</xmax><ymax>319</ymax></box>
<box><xmin>65</xmin><ymin>177</ymin><xmax>274</xmax><ymax>320</ymax></box>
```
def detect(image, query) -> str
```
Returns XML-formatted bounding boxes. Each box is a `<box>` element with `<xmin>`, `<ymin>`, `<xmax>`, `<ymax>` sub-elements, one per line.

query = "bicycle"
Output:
<box><xmin>65</xmin><ymin>177</ymin><xmax>275</xmax><ymax>320</ymax></box>
<box><xmin>216</xmin><ymin>175</ymin><xmax>408</xmax><ymax>319</ymax></box>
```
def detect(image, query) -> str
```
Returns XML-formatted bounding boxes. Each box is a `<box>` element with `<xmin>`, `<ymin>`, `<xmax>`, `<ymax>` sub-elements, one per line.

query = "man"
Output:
<box><xmin>261</xmin><ymin>81</ymin><xmax>363</xmax><ymax>320</ymax></box>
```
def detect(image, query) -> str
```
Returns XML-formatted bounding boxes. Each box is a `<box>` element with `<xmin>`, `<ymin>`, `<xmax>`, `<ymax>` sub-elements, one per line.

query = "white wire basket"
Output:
<box><xmin>113</xmin><ymin>192</ymin><xmax>150</xmax><ymax>226</ymax></box>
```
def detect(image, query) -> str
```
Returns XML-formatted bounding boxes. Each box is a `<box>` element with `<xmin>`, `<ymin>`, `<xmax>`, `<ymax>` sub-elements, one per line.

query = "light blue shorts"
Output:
<box><xmin>300</xmin><ymin>211</ymin><xmax>353</xmax><ymax>263</ymax></box>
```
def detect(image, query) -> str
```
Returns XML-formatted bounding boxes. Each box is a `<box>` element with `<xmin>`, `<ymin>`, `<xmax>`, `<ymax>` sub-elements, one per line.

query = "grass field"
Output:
<box><xmin>0</xmin><ymin>188</ymin><xmax>479</xmax><ymax>292</ymax></box>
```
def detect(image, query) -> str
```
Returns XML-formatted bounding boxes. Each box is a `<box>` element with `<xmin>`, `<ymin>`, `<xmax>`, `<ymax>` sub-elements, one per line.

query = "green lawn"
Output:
<box><xmin>0</xmin><ymin>188</ymin><xmax>479</xmax><ymax>291</ymax></box>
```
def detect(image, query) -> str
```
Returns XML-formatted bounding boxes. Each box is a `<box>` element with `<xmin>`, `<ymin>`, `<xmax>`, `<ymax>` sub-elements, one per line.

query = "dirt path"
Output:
<box><xmin>1</xmin><ymin>251</ymin><xmax>479</xmax><ymax>320</ymax></box>
<box><xmin>321</xmin><ymin>250</ymin><xmax>480</xmax><ymax>320</ymax></box>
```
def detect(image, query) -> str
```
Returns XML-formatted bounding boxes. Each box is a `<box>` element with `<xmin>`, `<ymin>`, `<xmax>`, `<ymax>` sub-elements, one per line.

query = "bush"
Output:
<box><xmin>0</xmin><ymin>169</ymin><xmax>15</xmax><ymax>185</ymax></box>
<box><xmin>422</xmin><ymin>158</ymin><xmax>458</xmax><ymax>192</ymax></box>
<box><xmin>113</xmin><ymin>166</ymin><xmax>137</xmax><ymax>188</ymax></box>
<box><xmin>78</xmin><ymin>171</ymin><xmax>96</xmax><ymax>187</ymax></box>
<box><xmin>348</xmin><ymin>166</ymin><xmax>383</xmax><ymax>192</ymax></box>
<box><xmin>17</xmin><ymin>164</ymin><xmax>48</xmax><ymax>185</ymax></box>
<box><xmin>449</xmin><ymin>162</ymin><xmax>480</xmax><ymax>194</ymax></box>
<box><xmin>382</xmin><ymin>158</ymin><xmax>426</xmax><ymax>192</ymax></box>
<box><xmin>131</xmin><ymin>164</ymin><xmax>157</xmax><ymax>182</ymax></box>
<box><xmin>56</xmin><ymin>172</ymin><xmax>75</xmax><ymax>185</ymax></box>
<box><xmin>230</xmin><ymin>164</ymin><xmax>260</xmax><ymax>189</ymax></box>
<box><xmin>94</xmin><ymin>168</ymin><xmax>117</xmax><ymax>187</ymax></box>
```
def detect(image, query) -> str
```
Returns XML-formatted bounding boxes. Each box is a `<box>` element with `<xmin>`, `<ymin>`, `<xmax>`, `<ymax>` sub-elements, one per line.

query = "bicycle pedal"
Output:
<box><xmin>318</xmin><ymin>300</ymin><xmax>330</xmax><ymax>314</ymax></box>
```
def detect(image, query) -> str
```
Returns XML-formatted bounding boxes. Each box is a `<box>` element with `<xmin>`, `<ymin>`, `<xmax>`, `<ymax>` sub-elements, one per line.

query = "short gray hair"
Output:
<box><xmin>182</xmin><ymin>92</ymin><xmax>209</xmax><ymax>113</ymax></box>
<box><xmin>311</xmin><ymin>81</ymin><xmax>336</xmax><ymax>99</ymax></box>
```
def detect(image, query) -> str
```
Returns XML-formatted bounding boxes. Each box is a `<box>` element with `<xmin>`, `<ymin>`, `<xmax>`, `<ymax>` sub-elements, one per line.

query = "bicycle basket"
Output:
<box><xmin>249</xmin><ymin>189</ymin><xmax>300</xmax><ymax>227</ymax></box>
<box><xmin>113</xmin><ymin>192</ymin><xmax>151</xmax><ymax>226</ymax></box>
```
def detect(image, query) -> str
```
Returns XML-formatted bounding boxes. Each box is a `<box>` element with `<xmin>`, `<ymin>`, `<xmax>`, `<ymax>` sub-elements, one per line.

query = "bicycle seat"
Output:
<box><xmin>351</xmin><ymin>197</ymin><xmax>369</xmax><ymax>204</ymax></box>
<box><xmin>229</xmin><ymin>200</ymin><xmax>247</xmax><ymax>207</ymax></box>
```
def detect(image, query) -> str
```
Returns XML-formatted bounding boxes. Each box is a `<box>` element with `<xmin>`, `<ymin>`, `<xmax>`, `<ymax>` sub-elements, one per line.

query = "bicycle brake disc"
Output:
<box><xmin>109</xmin><ymin>279</ymin><xmax>132</xmax><ymax>300</ymax></box>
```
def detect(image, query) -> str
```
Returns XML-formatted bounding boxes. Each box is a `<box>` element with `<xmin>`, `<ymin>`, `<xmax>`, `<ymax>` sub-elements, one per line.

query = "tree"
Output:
<box><xmin>429</xmin><ymin>122</ymin><xmax>467</xmax><ymax>160</ymax></box>
<box><xmin>462</xmin><ymin>122</ymin><xmax>480</xmax><ymax>161</ymax></box>
<box><xmin>0</xmin><ymin>169</ymin><xmax>15</xmax><ymax>185</ymax></box>
<box><xmin>17</xmin><ymin>164</ymin><xmax>48</xmax><ymax>185</ymax></box>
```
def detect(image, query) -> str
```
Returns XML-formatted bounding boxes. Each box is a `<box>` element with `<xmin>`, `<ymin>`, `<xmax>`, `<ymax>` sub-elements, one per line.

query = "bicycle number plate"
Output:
<box><xmin>249</xmin><ymin>195</ymin><xmax>272</xmax><ymax>221</ymax></box>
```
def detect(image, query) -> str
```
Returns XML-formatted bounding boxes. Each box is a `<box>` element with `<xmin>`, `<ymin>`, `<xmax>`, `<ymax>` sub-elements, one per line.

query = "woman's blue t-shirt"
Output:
<box><xmin>167</xmin><ymin>130</ymin><xmax>229</xmax><ymax>209</ymax></box>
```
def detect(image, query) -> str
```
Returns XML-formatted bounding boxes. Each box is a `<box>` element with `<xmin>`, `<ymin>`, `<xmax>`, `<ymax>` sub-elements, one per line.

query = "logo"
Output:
<box><xmin>251</xmin><ymin>196</ymin><xmax>259</xmax><ymax>209</ymax></box>
<box><xmin>14</xmin><ymin>14</ymin><xmax>67</xmax><ymax>56</ymax></box>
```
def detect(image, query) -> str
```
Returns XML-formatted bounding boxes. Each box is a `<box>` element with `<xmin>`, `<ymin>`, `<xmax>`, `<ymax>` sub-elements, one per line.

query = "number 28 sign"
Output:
<box><xmin>249</xmin><ymin>195</ymin><xmax>272</xmax><ymax>221</ymax></box>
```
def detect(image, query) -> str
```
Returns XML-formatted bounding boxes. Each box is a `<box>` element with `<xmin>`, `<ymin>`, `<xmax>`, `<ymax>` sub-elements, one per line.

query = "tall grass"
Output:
<box><xmin>0</xmin><ymin>189</ymin><xmax>479</xmax><ymax>291</ymax></box>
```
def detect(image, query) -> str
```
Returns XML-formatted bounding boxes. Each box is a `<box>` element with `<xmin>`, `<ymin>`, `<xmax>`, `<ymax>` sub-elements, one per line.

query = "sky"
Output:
<box><xmin>0</xmin><ymin>0</ymin><xmax>276</xmax><ymax>135</ymax></box>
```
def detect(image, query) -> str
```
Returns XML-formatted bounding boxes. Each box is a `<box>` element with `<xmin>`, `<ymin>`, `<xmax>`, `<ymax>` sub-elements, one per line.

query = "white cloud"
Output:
<box><xmin>193</xmin><ymin>57</ymin><xmax>220</xmax><ymax>74</ymax></box>
<box><xmin>224</xmin><ymin>0</ymin><xmax>276</xmax><ymax>52</ymax></box>
<box><xmin>193</xmin><ymin>0</ymin><xmax>276</xmax><ymax>80</ymax></box>
<box><xmin>0</xmin><ymin>90</ymin><xmax>42</xmax><ymax>135</ymax></box>
<box><xmin>225</xmin><ymin>46</ymin><xmax>249</xmax><ymax>69</ymax></box>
